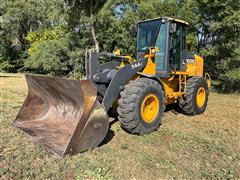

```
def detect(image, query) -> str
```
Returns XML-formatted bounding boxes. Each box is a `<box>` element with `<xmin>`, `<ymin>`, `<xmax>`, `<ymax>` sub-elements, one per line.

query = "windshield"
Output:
<box><xmin>137</xmin><ymin>19</ymin><xmax>162</xmax><ymax>52</ymax></box>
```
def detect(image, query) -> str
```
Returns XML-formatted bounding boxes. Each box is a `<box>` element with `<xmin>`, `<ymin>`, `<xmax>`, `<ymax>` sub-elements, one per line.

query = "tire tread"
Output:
<box><xmin>117</xmin><ymin>78</ymin><xmax>165</xmax><ymax>135</ymax></box>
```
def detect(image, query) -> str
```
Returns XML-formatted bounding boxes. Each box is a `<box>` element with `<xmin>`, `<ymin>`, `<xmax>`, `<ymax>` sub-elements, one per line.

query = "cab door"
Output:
<box><xmin>169</xmin><ymin>22</ymin><xmax>187</xmax><ymax>71</ymax></box>
<box><xmin>155</xmin><ymin>20</ymin><xmax>169</xmax><ymax>78</ymax></box>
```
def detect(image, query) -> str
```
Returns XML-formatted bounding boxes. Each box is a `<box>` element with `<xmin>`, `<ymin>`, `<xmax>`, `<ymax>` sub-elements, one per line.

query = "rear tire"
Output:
<box><xmin>179</xmin><ymin>76</ymin><xmax>209</xmax><ymax>115</ymax></box>
<box><xmin>117</xmin><ymin>78</ymin><xmax>165</xmax><ymax>135</ymax></box>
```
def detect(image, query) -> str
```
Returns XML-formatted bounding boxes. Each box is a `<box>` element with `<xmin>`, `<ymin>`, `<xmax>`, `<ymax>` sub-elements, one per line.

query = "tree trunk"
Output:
<box><xmin>91</xmin><ymin>24</ymin><xmax>99</xmax><ymax>52</ymax></box>
<box><xmin>90</xmin><ymin>0</ymin><xmax>99</xmax><ymax>52</ymax></box>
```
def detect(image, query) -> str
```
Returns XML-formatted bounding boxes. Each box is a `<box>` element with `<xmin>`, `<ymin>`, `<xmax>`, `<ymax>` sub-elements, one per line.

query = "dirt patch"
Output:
<box><xmin>160</xmin><ymin>135</ymin><xmax>175</xmax><ymax>144</ymax></box>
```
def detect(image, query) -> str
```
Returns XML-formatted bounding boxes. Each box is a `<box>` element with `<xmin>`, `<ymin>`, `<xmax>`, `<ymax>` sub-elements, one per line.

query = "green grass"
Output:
<box><xmin>0</xmin><ymin>72</ymin><xmax>240</xmax><ymax>179</ymax></box>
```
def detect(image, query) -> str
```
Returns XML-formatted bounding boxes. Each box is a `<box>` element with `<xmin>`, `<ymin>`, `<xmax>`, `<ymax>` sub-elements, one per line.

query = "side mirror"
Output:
<box><xmin>170</xmin><ymin>23</ymin><xmax>176</xmax><ymax>33</ymax></box>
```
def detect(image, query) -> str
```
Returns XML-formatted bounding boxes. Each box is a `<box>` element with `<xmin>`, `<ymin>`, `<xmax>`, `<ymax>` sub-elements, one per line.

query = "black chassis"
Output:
<box><xmin>85</xmin><ymin>49</ymin><xmax>148</xmax><ymax>112</ymax></box>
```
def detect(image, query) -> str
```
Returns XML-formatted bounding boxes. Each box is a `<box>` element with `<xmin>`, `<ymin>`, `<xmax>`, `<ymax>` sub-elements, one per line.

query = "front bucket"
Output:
<box><xmin>12</xmin><ymin>74</ymin><xmax>109</xmax><ymax>157</ymax></box>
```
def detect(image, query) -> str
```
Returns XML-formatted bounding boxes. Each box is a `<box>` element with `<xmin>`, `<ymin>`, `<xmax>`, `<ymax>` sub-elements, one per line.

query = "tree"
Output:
<box><xmin>24</xmin><ymin>0</ymin><xmax>108</xmax><ymax>76</ymax></box>
<box><xmin>195</xmin><ymin>0</ymin><xmax>240</xmax><ymax>92</ymax></box>
<box><xmin>0</xmin><ymin>0</ymin><xmax>67</xmax><ymax>71</ymax></box>
<box><xmin>0</xmin><ymin>0</ymin><xmax>239</xmax><ymax>92</ymax></box>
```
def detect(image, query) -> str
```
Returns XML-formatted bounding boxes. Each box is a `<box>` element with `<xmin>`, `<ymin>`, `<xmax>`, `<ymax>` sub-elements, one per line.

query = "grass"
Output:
<box><xmin>0</xmin><ymin>72</ymin><xmax>240</xmax><ymax>179</ymax></box>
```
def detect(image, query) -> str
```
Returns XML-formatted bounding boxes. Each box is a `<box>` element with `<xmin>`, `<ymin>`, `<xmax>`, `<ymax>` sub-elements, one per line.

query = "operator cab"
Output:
<box><xmin>137</xmin><ymin>17</ymin><xmax>190</xmax><ymax>78</ymax></box>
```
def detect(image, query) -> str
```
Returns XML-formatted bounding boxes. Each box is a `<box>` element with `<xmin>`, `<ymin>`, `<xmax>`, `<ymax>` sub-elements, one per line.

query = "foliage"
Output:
<box><xmin>26</xmin><ymin>26</ymin><xmax>68</xmax><ymax>56</ymax></box>
<box><xmin>0</xmin><ymin>0</ymin><xmax>240</xmax><ymax>92</ymax></box>
<box><xmin>0</xmin><ymin>0</ymin><xmax>67</xmax><ymax>72</ymax></box>
<box><xmin>0</xmin><ymin>61</ymin><xmax>14</xmax><ymax>72</ymax></box>
<box><xmin>25</xmin><ymin>27</ymin><xmax>87</xmax><ymax>77</ymax></box>
<box><xmin>194</xmin><ymin>0</ymin><xmax>240</xmax><ymax>91</ymax></box>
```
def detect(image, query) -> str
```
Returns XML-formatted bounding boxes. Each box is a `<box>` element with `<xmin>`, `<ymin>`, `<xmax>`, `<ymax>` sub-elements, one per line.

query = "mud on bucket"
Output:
<box><xmin>12</xmin><ymin>74</ymin><xmax>109</xmax><ymax>157</ymax></box>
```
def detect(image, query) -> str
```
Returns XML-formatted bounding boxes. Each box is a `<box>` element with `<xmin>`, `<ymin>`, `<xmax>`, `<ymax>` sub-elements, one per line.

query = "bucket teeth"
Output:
<box><xmin>12</xmin><ymin>74</ymin><xmax>109</xmax><ymax>157</ymax></box>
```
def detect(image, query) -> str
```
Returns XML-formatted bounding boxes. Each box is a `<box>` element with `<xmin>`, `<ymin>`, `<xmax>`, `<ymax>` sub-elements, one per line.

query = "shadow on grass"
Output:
<box><xmin>0</xmin><ymin>75</ymin><xmax>11</xmax><ymax>78</ymax></box>
<box><xmin>99</xmin><ymin>105</ymin><xmax>182</xmax><ymax>148</ymax></box>
<box><xmin>0</xmin><ymin>75</ymin><xmax>21</xmax><ymax>78</ymax></box>
<box><xmin>99</xmin><ymin>118</ymin><xmax>118</xmax><ymax>147</ymax></box>
<box><xmin>165</xmin><ymin>104</ymin><xmax>181</xmax><ymax>115</ymax></box>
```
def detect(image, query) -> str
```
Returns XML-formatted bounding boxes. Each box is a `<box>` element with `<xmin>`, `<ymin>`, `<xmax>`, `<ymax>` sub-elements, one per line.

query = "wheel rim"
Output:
<box><xmin>141</xmin><ymin>94</ymin><xmax>159</xmax><ymax>123</ymax></box>
<box><xmin>196</xmin><ymin>87</ymin><xmax>206</xmax><ymax>108</ymax></box>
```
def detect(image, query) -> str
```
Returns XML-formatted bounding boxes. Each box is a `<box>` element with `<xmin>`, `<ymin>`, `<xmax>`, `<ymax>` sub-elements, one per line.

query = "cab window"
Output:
<box><xmin>137</xmin><ymin>20</ymin><xmax>161</xmax><ymax>51</ymax></box>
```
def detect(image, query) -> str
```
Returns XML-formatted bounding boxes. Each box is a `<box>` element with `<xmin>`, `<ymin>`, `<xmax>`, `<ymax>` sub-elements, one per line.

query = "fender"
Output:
<box><xmin>137</xmin><ymin>72</ymin><xmax>166</xmax><ymax>96</ymax></box>
<box><xmin>102</xmin><ymin>58</ymin><xmax>148</xmax><ymax>111</ymax></box>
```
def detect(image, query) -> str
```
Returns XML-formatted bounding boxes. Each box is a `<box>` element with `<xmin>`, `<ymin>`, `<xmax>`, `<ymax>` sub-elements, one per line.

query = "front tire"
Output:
<box><xmin>117</xmin><ymin>78</ymin><xmax>165</xmax><ymax>135</ymax></box>
<box><xmin>179</xmin><ymin>76</ymin><xmax>209</xmax><ymax>115</ymax></box>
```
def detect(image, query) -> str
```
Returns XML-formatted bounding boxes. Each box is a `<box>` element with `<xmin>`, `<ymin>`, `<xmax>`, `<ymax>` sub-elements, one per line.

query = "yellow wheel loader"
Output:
<box><xmin>13</xmin><ymin>17</ymin><xmax>211</xmax><ymax>157</ymax></box>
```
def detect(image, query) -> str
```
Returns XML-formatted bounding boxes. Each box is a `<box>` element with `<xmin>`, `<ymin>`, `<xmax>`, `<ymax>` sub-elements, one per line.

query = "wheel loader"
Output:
<box><xmin>13</xmin><ymin>17</ymin><xmax>211</xmax><ymax>157</ymax></box>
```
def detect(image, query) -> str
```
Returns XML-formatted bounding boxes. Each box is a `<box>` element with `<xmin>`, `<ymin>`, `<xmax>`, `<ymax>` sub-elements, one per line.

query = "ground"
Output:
<box><xmin>0</xmin><ymin>73</ymin><xmax>240</xmax><ymax>179</ymax></box>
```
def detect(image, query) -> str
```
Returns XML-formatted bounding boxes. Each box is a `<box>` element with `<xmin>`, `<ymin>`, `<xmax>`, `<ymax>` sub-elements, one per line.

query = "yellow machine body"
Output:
<box><xmin>119</xmin><ymin>47</ymin><xmax>209</xmax><ymax>105</ymax></box>
<box><xmin>118</xmin><ymin>16</ymin><xmax>211</xmax><ymax>106</ymax></box>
